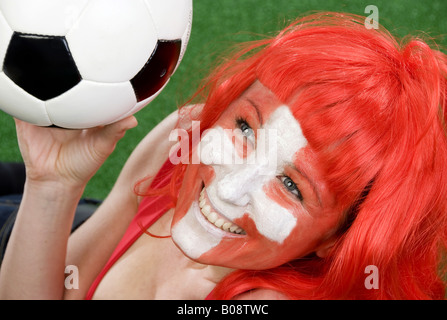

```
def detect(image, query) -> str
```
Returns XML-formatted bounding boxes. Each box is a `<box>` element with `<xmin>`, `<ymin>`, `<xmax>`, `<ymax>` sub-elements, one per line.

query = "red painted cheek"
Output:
<box><xmin>263</xmin><ymin>180</ymin><xmax>300</xmax><ymax>214</ymax></box>
<box><xmin>198</xmin><ymin>213</ymin><xmax>301</xmax><ymax>269</ymax></box>
<box><xmin>200</xmin><ymin>164</ymin><xmax>216</xmax><ymax>187</ymax></box>
<box><xmin>235</xmin><ymin>214</ymin><xmax>304</xmax><ymax>265</ymax></box>
<box><xmin>234</xmin><ymin>214</ymin><xmax>266</xmax><ymax>239</ymax></box>
<box><xmin>198</xmin><ymin>214</ymin><xmax>284</xmax><ymax>268</ymax></box>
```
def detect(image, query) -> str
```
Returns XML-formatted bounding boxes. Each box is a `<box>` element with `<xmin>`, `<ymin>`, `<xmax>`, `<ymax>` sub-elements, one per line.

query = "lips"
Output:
<box><xmin>198</xmin><ymin>187</ymin><xmax>246</xmax><ymax>235</ymax></box>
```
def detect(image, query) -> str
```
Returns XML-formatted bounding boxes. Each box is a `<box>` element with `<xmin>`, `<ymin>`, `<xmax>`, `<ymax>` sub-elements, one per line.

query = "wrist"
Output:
<box><xmin>24</xmin><ymin>178</ymin><xmax>85</xmax><ymax>202</ymax></box>
<box><xmin>13</xmin><ymin>178</ymin><xmax>86</xmax><ymax>233</ymax></box>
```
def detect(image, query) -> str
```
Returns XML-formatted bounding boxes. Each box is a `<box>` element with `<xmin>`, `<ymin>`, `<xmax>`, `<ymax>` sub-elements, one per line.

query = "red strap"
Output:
<box><xmin>85</xmin><ymin>160</ymin><xmax>175</xmax><ymax>299</ymax></box>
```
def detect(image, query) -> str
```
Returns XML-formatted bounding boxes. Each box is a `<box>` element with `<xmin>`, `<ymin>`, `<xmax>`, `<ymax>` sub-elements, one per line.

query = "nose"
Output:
<box><xmin>216</xmin><ymin>157</ymin><xmax>274</xmax><ymax>207</ymax></box>
<box><xmin>203</xmin><ymin>125</ymin><xmax>278</xmax><ymax>207</ymax></box>
<box><xmin>216</xmin><ymin>169</ymin><xmax>252</xmax><ymax>206</ymax></box>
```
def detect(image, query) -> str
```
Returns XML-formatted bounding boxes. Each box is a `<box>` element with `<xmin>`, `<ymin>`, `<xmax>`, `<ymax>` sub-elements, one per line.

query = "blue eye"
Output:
<box><xmin>237</xmin><ymin>119</ymin><xmax>254</xmax><ymax>137</ymax></box>
<box><xmin>236</xmin><ymin>118</ymin><xmax>255</xmax><ymax>144</ymax></box>
<box><xmin>280</xmin><ymin>176</ymin><xmax>303</xmax><ymax>201</ymax></box>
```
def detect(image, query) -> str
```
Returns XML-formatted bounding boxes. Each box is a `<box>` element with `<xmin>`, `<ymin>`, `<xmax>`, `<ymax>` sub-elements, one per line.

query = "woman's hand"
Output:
<box><xmin>0</xmin><ymin>116</ymin><xmax>137</xmax><ymax>299</ymax></box>
<box><xmin>14</xmin><ymin>116</ymin><xmax>138</xmax><ymax>189</ymax></box>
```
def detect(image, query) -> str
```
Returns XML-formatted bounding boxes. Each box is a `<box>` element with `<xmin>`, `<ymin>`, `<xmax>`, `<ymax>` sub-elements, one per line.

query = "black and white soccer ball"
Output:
<box><xmin>0</xmin><ymin>0</ymin><xmax>192</xmax><ymax>129</ymax></box>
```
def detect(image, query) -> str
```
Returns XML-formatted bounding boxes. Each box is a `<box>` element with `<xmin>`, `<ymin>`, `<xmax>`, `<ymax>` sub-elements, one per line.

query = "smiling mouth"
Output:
<box><xmin>198</xmin><ymin>187</ymin><xmax>246</xmax><ymax>235</ymax></box>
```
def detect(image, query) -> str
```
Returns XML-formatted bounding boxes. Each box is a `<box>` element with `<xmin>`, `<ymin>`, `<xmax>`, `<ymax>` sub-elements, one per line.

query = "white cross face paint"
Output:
<box><xmin>202</xmin><ymin>106</ymin><xmax>307</xmax><ymax>242</ymax></box>
<box><xmin>171</xmin><ymin>106</ymin><xmax>308</xmax><ymax>261</ymax></box>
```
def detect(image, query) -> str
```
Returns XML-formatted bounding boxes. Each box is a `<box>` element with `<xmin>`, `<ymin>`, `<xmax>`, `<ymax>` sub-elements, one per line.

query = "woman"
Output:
<box><xmin>0</xmin><ymin>12</ymin><xmax>446</xmax><ymax>299</ymax></box>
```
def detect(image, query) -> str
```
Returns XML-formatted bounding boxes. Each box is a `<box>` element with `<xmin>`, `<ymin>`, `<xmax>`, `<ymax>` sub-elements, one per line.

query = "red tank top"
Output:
<box><xmin>85</xmin><ymin>159</ymin><xmax>176</xmax><ymax>299</ymax></box>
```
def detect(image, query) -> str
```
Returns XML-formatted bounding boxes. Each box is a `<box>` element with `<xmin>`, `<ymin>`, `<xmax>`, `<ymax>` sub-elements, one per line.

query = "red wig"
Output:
<box><xmin>144</xmin><ymin>12</ymin><xmax>447</xmax><ymax>299</ymax></box>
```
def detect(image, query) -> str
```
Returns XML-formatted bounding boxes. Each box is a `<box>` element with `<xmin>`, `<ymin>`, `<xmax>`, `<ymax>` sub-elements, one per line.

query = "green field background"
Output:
<box><xmin>1</xmin><ymin>0</ymin><xmax>446</xmax><ymax>200</ymax></box>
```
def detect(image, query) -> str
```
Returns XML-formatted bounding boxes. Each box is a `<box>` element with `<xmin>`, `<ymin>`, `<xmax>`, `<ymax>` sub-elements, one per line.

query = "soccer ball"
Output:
<box><xmin>0</xmin><ymin>0</ymin><xmax>192</xmax><ymax>129</ymax></box>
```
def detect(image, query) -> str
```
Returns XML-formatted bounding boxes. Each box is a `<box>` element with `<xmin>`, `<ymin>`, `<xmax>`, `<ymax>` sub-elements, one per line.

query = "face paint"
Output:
<box><xmin>201</xmin><ymin>106</ymin><xmax>306</xmax><ymax>242</ymax></box>
<box><xmin>171</xmin><ymin>81</ymin><xmax>339</xmax><ymax>270</ymax></box>
<box><xmin>170</xmin><ymin>201</ymin><xmax>221</xmax><ymax>260</ymax></box>
<box><xmin>172</xmin><ymin>107</ymin><xmax>306</xmax><ymax>256</ymax></box>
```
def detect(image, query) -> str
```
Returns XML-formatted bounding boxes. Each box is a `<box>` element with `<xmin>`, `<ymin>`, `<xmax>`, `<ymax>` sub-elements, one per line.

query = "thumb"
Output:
<box><xmin>93</xmin><ymin>116</ymin><xmax>138</xmax><ymax>156</ymax></box>
<box><xmin>103</xmin><ymin>116</ymin><xmax>138</xmax><ymax>139</ymax></box>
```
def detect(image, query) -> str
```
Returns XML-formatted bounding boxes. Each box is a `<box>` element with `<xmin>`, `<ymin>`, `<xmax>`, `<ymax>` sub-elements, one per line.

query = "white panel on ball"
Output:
<box><xmin>0</xmin><ymin>73</ymin><xmax>51</xmax><ymax>126</ymax></box>
<box><xmin>66</xmin><ymin>0</ymin><xmax>158</xmax><ymax>83</ymax></box>
<box><xmin>0</xmin><ymin>0</ymin><xmax>89</xmax><ymax>36</ymax></box>
<box><xmin>115</xmin><ymin>80</ymin><xmax>170</xmax><ymax>122</ymax></box>
<box><xmin>144</xmin><ymin>0</ymin><xmax>193</xmax><ymax>40</ymax></box>
<box><xmin>0</xmin><ymin>10</ymin><xmax>12</xmax><ymax>67</ymax></box>
<box><xmin>175</xmin><ymin>14</ymin><xmax>193</xmax><ymax>75</ymax></box>
<box><xmin>46</xmin><ymin>80</ymin><xmax>137</xmax><ymax>129</ymax></box>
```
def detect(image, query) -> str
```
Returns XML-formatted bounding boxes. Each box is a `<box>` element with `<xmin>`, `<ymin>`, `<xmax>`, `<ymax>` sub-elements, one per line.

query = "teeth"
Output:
<box><xmin>230</xmin><ymin>225</ymin><xmax>239</xmax><ymax>233</ymax></box>
<box><xmin>202</xmin><ymin>205</ymin><xmax>211</xmax><ymax>216</ymax></box>
<box><xmin>222</xmin><ymin>222</ymin><xmax>232</xmax><ymax>231</ymax></box>
<box><xmin>199</xmin><ymin>188</ymin><xmax>246</xmax><ymax>235</ymax></box>
<box><xmin>208</xmin><ymin>211</ymin><xmax>218</xmax><ymax>223</ymax></box>
<box><xmin>215</xmin><ymin>218</ymin><xmax>225</xmax><ymax>228</ymax></box>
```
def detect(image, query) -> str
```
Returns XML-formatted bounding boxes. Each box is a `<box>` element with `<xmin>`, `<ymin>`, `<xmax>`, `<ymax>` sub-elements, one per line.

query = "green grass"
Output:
<box><xmin>1</xmin><ymin>0</ymin><xmax>446</xmax><ymax>200</ymax></box>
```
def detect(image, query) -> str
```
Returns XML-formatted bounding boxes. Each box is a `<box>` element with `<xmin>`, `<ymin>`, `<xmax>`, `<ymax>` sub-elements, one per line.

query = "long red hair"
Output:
<box><xmin>143</xmin><ymin>12</ymin><xmax>447</xmax><ymax>299</ymax></box>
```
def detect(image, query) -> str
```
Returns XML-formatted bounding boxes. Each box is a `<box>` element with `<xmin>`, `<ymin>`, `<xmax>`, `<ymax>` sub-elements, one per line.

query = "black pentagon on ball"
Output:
<box><xmin>3</xmin><ymin>32</ymin><xmax>81</xmax><ymax>101</ymax></box>
<box><xmin>131</xmin><ymin>40</ymin><xmax>181</xmax><ymax>102</ymax></box>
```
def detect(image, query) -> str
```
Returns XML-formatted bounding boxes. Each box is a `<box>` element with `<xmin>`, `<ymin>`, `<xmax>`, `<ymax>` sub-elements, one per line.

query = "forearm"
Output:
<box><xmin>0</xmin><ymin>179</ymin><xmax>84</xmax><ymax>299</ymax></box>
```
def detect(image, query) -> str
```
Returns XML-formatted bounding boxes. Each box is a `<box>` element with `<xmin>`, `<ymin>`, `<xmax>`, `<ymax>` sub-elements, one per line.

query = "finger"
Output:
<box><xmin>14</xmin><ymin>118</ymin><xmax>29</xmax><ymax>133</ymax></box>
<box><xmin>93</xmin><ymin>116</ymin><xmax>138</xmax><ymax>154</ymax></box>
<box><xmin>104</xmin><ymin>116</ymin><xmax>138</xmax><ymax>139</ymax></box>
<box><xmin>114</xmin><ymin>115</ymin><xmax>139</xmax><ymax>132</ymax></box>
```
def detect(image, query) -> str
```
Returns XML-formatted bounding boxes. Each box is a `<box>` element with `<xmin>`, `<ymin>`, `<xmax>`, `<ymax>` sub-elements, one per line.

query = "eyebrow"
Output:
<box><xmin>246</xmin><ymin>98</ymin><xmax>264</xmax><ymax>125</ymax></box>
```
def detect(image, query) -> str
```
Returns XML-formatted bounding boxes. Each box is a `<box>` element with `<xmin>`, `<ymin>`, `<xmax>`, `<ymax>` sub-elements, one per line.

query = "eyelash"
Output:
<box><xmin>279</xmin><ymin>176</ymin><xmax>304</xmax><ymax>202</ymax></box>
<box><xmin>236</xmin><ymin>117</ymin><xmax>254</xmax><ymax>137</ymax></box>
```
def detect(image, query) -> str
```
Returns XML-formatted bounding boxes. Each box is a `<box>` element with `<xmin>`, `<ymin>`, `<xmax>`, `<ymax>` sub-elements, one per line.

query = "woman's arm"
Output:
<box><xmin>63</xmin><ymin>110</ymin><xmax>179</xmax><ymax>299</ymax></box>
<box><xmin>0</xmin><ymin>116</ymin><xmax>138</xmax><ymax>299</ymax></box>
<box><xmin>0</xmin><ymin>108</ymin><xmax>179</xmax><ymax>299</ymax></box>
